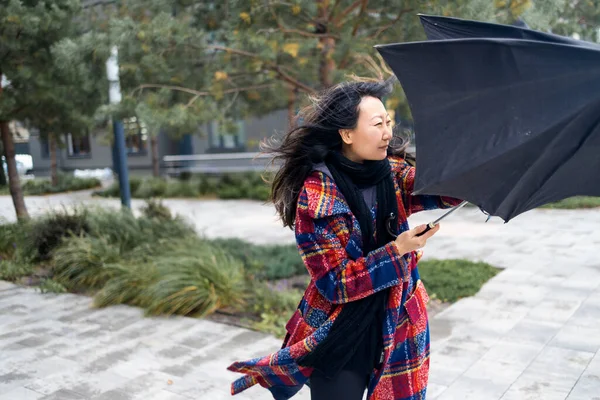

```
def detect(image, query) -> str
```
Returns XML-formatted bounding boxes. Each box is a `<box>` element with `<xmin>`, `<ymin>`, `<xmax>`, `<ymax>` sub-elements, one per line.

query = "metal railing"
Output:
<box><xmin>162</xmin><ymin>147</ymin><xmax>416</xmax><ymax>175</ymax></box>
<box><xmin>162</xmin><ymin>152</ymin><xmax>274</xmax><ymax>175</ymax></box>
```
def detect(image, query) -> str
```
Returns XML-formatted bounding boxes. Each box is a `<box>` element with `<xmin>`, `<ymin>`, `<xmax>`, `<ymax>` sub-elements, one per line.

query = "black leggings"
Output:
<box><xmin>310</xmin><ymin>370</ymin><xmax>369</xmax><ymax>400</ymax></box>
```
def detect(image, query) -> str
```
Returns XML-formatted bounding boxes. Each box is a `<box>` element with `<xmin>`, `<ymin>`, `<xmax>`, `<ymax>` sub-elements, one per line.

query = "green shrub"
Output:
<box><xmin>20</xmin><ymin>174</ymin><xmax>101</xmax><ymax>195</ymax></box>
<box><xmin>94</xmin><ymin>238</ymin><xmax>245</xmax><ymax>317</ymax></box>
<box><xmin>216</xmin><ymin>185</ymin><xmax>247</xmax><ymax>199</ymax></box>
<box><xmin>144</xmin><ymin>251</ymin><xmax>244</xmax><ymax>317</ymax></box>
<box><xmin>0</xmin><ymin>222</ymin><xmax>24</xmax><ymax>260</ymax></box>
<box><xmin>85</xmin><ymin>208</ymin><xmax>194</xmax><ymax>253</ymax></box>
<box><xmin>25</xmin><ymin>209</ymin><xmax>90</xmax><ymax>261</ymax></box>
<box><xmin>210</xmin><ymin>238</ymin><xmax>304</xmax><ymax>280</ymax></box>
<box><xmin>91</xmin><ymin>172</ymin><xmax>272</xmax><ymax>201</ymax></box>
<box><xmin>178</xmin><ymin>171</ymin><xmax>192</xmax><ymax>181</ymax></box>
<box><xmin>94</xmin><ymin>263</ymin><xmax>159</xmax><ymax>308</ymax></box>
<box><xmin>134</xmin><ymin>178</ymin><xmax>168</xmax><ymax>198</ymax></box>
<box><xmin>249</xmin><ymin>283</ymin><xmax>302</xmax><ymax>338</ymax></box>
<box><xmin>51</xmin><ymin>236</ymin><xmax>121</xmax><ymax>290</ymax></box>
<box><xmin>93</xmin><ymin>176</ymin><xmax>142</xmax><ymax>198</ymax></box>
<box><xmin>38</xmin><ymin>279</ymin><xmax>67</xmax><ymax>294</ymax></box>
<box><xmin>0</xmin><ymin>260</ymin><xmax>34</xmax><ymax>281</ymax></box>
<box><xmin>198</xmin><ymin>176</ymin><xmax>220</xmax><ymax>195</ymax></box>
<box><xmin>140</xmin><ymin>199</ymin><xmax>172</xmax><ymax>220</ymax></box>
<box><xmin>21</xmin><ymin>179</ymin><xmax>52</xmax><ymax>195</ymax></box>
<box><xmin>164</xmin><ymin>181</ymin><xmax>200</xmax><ymax>198</ymax></box>
<box><xmin>247</xmin><ymin>184</ymin><xmax>270</xmax><ymax>201</ymax></box>
<box><xmin>419</xmin><ymin>259</ymin><xmax>500</xmax><ymax>303</ymax></box>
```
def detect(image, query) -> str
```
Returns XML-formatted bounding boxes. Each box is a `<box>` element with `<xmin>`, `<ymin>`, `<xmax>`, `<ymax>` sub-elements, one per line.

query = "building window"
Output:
<box><xmin>66</xmin><ymin>133</ymin><xmax>91</xmax><ymax>158</ymax></box>
<box><xmin>124</xmin><ymin>117</ymin><xmax>148</xmax><ymax>155</ymax></box>
<box><xmin>209</xmin><ymin>120</ymin><xmax>245</xmax><ymax>151</ymax></box>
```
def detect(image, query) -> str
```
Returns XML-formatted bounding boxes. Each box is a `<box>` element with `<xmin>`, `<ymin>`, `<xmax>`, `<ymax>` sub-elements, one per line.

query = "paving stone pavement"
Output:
<box><xmin>1</xmin><ymin>193</ymin><xmax>600</xmax><ymax>399</ymax></box>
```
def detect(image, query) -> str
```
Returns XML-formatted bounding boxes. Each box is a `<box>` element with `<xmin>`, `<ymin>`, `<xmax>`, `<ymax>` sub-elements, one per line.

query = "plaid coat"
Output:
<box><xmin>228</xmin><ymin>157</ymin><xmax>462</xmax><ymax>399</ymax></box>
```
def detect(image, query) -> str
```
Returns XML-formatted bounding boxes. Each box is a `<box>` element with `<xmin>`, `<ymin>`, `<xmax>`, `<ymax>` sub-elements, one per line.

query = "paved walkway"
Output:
<box><xmin>1</xmin><ymin>193</ymin><xmax>600</xmax><ymax>399</ymax></box>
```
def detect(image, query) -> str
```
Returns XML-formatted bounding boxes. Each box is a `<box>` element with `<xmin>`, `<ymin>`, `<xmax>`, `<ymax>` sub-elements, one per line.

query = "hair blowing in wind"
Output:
<box><xmin>262</xmin><ymin>79</ymin><xmax>411</xmax><ymax>228</ymax></box>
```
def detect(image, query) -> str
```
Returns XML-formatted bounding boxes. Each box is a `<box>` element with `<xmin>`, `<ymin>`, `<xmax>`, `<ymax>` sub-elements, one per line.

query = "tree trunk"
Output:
<box><xmin>0</xmin><ymin>121</ymin><xmax>29</xmax><ymax>219</ymax></box>
<box><xmin>287</xmin><ymin>88</ymin><xmax>297</xmax><ymax>129</ymax></box>
<box><xmin>151</xmin><ymin>135</ymin><xmax>159</xmax><ymax>177</ymax></box>
<box><xmin>49</xmin><ymin>134</ymin><xmax>58</xmax><ymax>186</ymax></box>
<box><xmin>317</xmin><ymin>0</ymin><xmax>335</xmax><ymax>88</ymax></box>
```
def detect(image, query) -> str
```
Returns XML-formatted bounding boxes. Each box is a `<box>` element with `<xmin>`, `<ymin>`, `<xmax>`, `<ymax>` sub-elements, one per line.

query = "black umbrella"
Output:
<box><xmin>418</xmin><ymin>14</ymin><xmax>600</xmax><ymax>48</ymax></box>
<box><xmin>376</xmin><ymin>19</ymin><xmax>600</xmax><ymax>222</ymax></box>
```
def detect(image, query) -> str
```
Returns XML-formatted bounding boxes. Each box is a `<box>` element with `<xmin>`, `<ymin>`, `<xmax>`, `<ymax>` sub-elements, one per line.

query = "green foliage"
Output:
<box><xmin>140</xmin><ymin>199</ymin><xmax>173</xmax><ymax>220</ymax></box>
<box><xmin>94</xmin><ymin>172</ymin><xmax>272</xmax><ymax>201</ymax></box>
<box><xmin>135</xmin><ymin>178</ymin><xmax>169</xmax><ymax>198</ymax></box>
<box><xmin>85</xmin><ymin>208</ymin><xmax>194</xmax><ymax>253</ymax></box>
<box><xmin>542</xmin><ymin>196</ymin><xmax>600</xmax><ymax>209</ymax></box>
<box><xmin>0</xmin><ymin>221</ymin><xmax>24</xmax><ymax>260</ymax></box>
<box><xmin>209</xmin><ymin>238</ymin><xmax>305</xmax><ymax>281</ymax></box>
<box><xmin>249</xmin><ymin>283</ymin><xmax>302</xmax><ymax>338</ymax></box>
<box><xmin>143</xmin><ymin>243</ymin><xmax>245</xmax><ymax>317</ymax></box>
<box><xmin>25</xmin><ymin>209</ymin><xmax>90</xmax><ymax>261</ymax></box>
<box><xmin>93</xmin><ymin>237</ymin><xmax>245</xmax><ymax>317</ymax></box>
<box><xmin>93</xmin><ymin>176</ymin><xmax>143</xmax><ymax>198</ymax></box>
<box><xmin>38</xmin><ymin>279</ymin><xmax>67</xmax><ymax>294</ymax></box>
<box><xmin>0</xmin><ymin>260</ymin><xmax>33</xmax><ymax>282</ymax></box>
<box><xmin>419</xmin><ymin>259</ymin><xmax>500</xmax><ymax>303</ymax></box>
<box><xmin>0</xmin><ymin>0</ymin><xmax>107</xmax><ymax>137</ymax></box>
<box><xmin>93</xmin><ymin>262</ymin><xmax>159</xmax><ymax>308</ymax></box>
<box><xmin>83</xmin><ymin>0</ymin><xmax>528</xmax><ymax>134</ymax></box>
<box><xmin>549</xmin><ymin>0</ymin><xmax>600</xmax><ymax>42</ymax></box>
<box><xmin>17</xmin><ymin>175</ymin><xmax>101</xmax><ymax>196</ymax></box>
<box><xmin>52</xmin><ymin>235</ymin><xmax>121</xmax><ymax>291</ymax></box>
<box><xmin>164</xmin><ymin>181</ymin><xmax>201</xmax><ymax>198</ymax></box>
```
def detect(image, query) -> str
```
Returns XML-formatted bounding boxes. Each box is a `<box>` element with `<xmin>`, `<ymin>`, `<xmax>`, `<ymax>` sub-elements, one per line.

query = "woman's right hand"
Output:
<box><xmin>393</xmin><ymin>224</ymin><xmax>440</xmax><ymax>255</ymax></box>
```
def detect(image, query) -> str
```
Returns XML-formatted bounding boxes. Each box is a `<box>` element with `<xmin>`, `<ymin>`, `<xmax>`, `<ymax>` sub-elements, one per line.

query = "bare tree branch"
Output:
<box><xmin>368</xmin><ymin>8</ymin><xmax>413</xmax><ymax>39</ymax></box>
<box><xmin>351</xmin><ymin>0</ymin><xmax>369</xmax><ymax>37</ymax></box>
<box><xmin>333</xmin><ymin>0</ymin><xmax>364</xmax><ymax>27</ymax></box>
<box><xmin>206</xmin><ymin>45</ymin><xmax>262</xmax><ymax>60</ymax></box>
<box><xmin>328</xmin><ymin>0</ymin><xmax>344</xmax><ymax>22</ymax></box>
<box><xmin>272</xmin><ymin>23</ymin><xmax>341</xmax><ymax>38</ymax></box>
<box><xmin>353</xmin><ymin>54</ymin><xmax>386</xmax><ymax>79</ymax></box>
<box><xmin>202</xmin><ymin>45</ymin><xmax>315</xmax><ymax>94</ymax></box>
<box><xmin>132</xmin><ymin>83</ymin><xmax>276</xmax><ymax>97</ymax></box>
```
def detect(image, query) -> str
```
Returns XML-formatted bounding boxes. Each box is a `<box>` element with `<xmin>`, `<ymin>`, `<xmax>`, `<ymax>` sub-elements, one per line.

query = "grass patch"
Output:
<box><xmin>208</xmin><ymin>238</ymin><xmax>305</xmax><ymax>281</ymax></box>
<box><xmin>419</xmin><ymin>259</ymin><xmax>500</xmax><ymax>303</ymax></box>
<box><xmin>94</xmin><ymin>172</ymin><xmax>271</xmax><ymax>201</ymax></box>
<box><xmin>541</xmin><ymin>196</ymin><xmax>600</xmax><ymax>210</ymax></box>
<box><xmin>247</xmin><ymin>282</ymin><xmax>302</xmax><ymax>338</ymax></box>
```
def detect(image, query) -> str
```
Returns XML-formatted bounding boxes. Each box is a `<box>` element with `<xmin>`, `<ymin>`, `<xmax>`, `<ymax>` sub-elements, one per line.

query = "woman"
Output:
<box><xmin>228</xmin><ymin>79</ymin><xmax>462</xmax><ymax>400</ymax></box>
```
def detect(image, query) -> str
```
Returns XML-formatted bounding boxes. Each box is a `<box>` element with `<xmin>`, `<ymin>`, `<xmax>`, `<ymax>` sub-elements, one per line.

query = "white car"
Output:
<box><xmin>2</xmin><ymin>155</ymin><xmax>31</xmax><ymax>177</ymax></box>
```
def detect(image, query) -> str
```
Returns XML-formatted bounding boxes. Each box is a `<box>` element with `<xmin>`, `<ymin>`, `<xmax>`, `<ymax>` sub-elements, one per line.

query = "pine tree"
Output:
<box><xmin>547</xmin><ymin>0</ymin><xmax>600</xmax><ymax>42</ymax></box>
<box><xmin>1</xmin><ymin>0</ymin><xmax>83</xmax><ymax>218</ymax></box>
<box><xmin>27</xmin><ymin>31</ymin><xmax>108</xmax><ymax>186</ymax></box>
<box><xmin>1</xmin><ymin>1</ymin><xmax>105</xmax><ymax>219</ymax></box>
<box><xmin>85</xmin><ymin>0</ymin><xmax>564</xmax><ymax>151</ymax></box>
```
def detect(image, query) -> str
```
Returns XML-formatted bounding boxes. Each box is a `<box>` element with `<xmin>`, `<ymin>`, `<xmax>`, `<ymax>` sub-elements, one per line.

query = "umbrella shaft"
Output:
<box><xmin>432</xmin><ymin>200</ymin><xmax>469</xmax><ymax>225</ymax></box>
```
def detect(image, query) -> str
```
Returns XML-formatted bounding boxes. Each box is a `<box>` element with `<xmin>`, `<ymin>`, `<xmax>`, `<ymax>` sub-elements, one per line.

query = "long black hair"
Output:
<box><xmin>263</xmin><ymin>79</ymin><xmax>412</xmax><ymax>228</ymax></box>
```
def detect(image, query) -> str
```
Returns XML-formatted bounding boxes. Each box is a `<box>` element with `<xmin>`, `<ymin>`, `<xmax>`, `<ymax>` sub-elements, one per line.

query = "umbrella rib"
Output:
<box><xmin>518</xmin><ymin>110</ymin><xmax>600</xmax><ymax>213</ymax></box>
<box><xmin>415</xmin><ymin>105</ymin><xmax>596</xmax><ymax>216</ymax></box>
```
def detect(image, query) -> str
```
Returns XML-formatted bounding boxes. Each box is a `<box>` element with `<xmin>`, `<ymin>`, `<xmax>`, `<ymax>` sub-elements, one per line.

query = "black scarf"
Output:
<box><xmin>297</xmin><ymin>152</ymin><xmax>399</xmax><ymax>377</ymax></box>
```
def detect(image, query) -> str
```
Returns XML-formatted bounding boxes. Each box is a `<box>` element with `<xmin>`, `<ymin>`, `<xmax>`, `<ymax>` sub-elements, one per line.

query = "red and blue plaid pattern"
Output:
<box><xmin>228</xmin><ymin>157</ymin><xmax>462</xmax><ymax>399</ymax></box>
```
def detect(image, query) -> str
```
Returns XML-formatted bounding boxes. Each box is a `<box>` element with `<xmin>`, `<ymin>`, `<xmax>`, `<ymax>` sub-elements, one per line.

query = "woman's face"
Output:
<box><xmin>340</xmin><ymin>96</ymin><xmax>392</xmax><ymax>163</ymax></box>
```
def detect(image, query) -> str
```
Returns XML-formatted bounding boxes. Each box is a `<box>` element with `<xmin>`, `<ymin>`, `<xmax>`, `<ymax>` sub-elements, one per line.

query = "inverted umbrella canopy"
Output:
<box><xmin>418</xmin><ymin>14</ymin><xmax>600</xmax><ymax>49</ymax></box>
<box><xmin>376</xmin><ymin>27</ymin><xmax>600</xmax><ymax>221</ymax></box>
